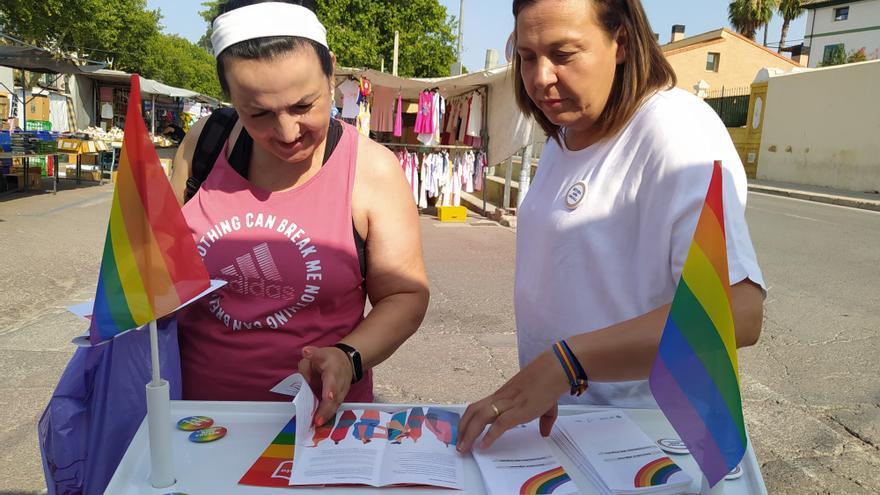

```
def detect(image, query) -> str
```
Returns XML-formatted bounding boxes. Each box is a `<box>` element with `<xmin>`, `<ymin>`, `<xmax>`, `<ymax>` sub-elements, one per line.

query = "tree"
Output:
<box><xmin>729</xmin><ymin>0</ymin><xmax>759</xmax><ymax>40</ymax></box>
<box><xmin>141</xmin><ymin>34</ymin><xmax>222</xmax><ymax>99</ymax></box>
<box><xmin>728</xmin><ymin>0</ymin><xmax>776</xmax><ymax>44</ymax></box>
<box><xmin>198</xmin><ymin>0</ymin><xmax>222</xmax><ymax>52</ymax></box>
<box><xmin>0</xmin><ymin>0</ymin><xmax>161</xmax><ymax>71</ymax></box>
<box><xmin>759</xmin><ymin>0</ymin><xmax>778</xmax><ymax>47</ymax></box>
<box><xmin>777</xmin><ymin>0</ymin><xmax>804</xmax><ymax>52</ymax></box>
<box><xmin>197</xmin><ymin>0</ymin><xmax>457</xmax><ymax>78</ymax></box>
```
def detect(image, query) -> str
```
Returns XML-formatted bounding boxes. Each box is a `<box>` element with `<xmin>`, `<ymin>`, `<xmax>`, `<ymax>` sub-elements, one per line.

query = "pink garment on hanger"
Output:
<box><xmin>393</xmin><ymin>93</ymin><xmax>403</xmax><ymax>137</ymax></box>
<box><xmin>413</xmin><ymin>91</ymin><xmax>434</xmax><ymax>134</ymax></box>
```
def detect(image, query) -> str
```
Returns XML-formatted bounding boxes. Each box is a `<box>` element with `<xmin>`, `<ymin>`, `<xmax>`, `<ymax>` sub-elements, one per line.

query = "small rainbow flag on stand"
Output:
<box><xmin>649</xmin><ymin>161</ymin><xmax>746</xmax><ymax>487</ymax></box>
<box><xmin>89</xmin><ymin>75</ymin><xmax>209</xmax><ymax>344</ymax></box>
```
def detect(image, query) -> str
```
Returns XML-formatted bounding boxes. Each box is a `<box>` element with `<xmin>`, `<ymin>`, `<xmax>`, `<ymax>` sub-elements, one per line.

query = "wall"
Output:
<box><xmin>727</xmin><ymin>81</ymin><xmax>769</xmax><ymax>179</ymax></box>
<box><xmin>805</xmin><ymin>0</ymin><xmax>880</xmax><ymax>67</ymax></box>
<box><xmin>666</xmin><ymin>32</ymin><xmax>800</xmax><ymax>93</ymax></box>
<box><xmin>757</xmin><ymin>60</ymin><xmax>880</xmax><ymax>192</ymax></box>
<box><xmin>69</xmin><ymin>75</ymin><xmax>95</xmax><ymax>130</ymax></box>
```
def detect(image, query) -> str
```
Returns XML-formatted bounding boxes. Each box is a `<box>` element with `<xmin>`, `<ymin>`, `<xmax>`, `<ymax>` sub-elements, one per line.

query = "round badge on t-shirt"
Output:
<box><xmin>565</xmin><ymin>181</ymin><xmax>587</xmax><ymax>209</ymax></box>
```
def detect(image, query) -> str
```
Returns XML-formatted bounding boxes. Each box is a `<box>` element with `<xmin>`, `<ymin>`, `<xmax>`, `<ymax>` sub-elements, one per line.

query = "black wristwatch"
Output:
<box><xmin>332</xmin><ymin>343</ymin><xmax>364</xmax><ymax>384</ymax></box>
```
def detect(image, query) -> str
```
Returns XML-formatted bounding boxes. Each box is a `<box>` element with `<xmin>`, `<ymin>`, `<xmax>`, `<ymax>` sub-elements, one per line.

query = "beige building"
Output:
<box><xmin>662</xmin><ymin>27</ymin><xmax>804</xmax><ymax>94</ymax></box>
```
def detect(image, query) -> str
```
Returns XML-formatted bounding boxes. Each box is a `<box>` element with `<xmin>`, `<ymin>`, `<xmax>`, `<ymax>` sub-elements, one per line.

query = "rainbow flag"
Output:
<box><xmin>648</xmin><ymin>161</ymin><xmax>745</xmax><ymax>487</ymax></box>
<box><xmin>89</xmin><ymin>75</ymin><xmax>210</xmax><ymax>344</ymax></box>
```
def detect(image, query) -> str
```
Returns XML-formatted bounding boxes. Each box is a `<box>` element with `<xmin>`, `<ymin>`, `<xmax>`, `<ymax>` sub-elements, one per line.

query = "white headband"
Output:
<box><xmin>211</xmin><ymin>2</ymin><xmax>328</xmax><ymax>57</ymax></box>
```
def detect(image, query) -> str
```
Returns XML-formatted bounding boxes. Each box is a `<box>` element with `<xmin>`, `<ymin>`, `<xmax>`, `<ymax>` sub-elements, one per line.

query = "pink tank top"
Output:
<box><xmin>178</xmin><ymin>123</ymin><xmax>372</xmax><ymax>402</ymax></box>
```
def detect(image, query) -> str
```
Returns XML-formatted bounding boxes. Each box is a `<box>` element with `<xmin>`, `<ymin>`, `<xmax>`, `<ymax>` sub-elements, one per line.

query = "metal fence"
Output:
<box><xmin>704</xmin><ymin>86</ymin><xmax>751</xmax><ymax>128</ymax></box>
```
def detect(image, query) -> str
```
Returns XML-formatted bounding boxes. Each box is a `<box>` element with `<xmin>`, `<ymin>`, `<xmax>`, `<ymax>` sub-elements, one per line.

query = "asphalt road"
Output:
<box><xmin>0</xmin><ymin>184</ymin><xmax>877</xmax><ymax>494</ymax></box>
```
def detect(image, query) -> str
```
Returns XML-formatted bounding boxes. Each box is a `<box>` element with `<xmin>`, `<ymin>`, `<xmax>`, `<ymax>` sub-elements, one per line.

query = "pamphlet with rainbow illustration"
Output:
<box><xmin>552</xmin><ymin>410</ymin><xmax>693</xmax><ymax>495</ymax></box>
<box><xmin>286</xmin><ymin>374</ymin><xmax>465</xmax><ymax>489</ymax></box>
<box><xmin>472</xmin><ymin>420</ymin><xmax>578</xmax><ymax>495</ymax></box>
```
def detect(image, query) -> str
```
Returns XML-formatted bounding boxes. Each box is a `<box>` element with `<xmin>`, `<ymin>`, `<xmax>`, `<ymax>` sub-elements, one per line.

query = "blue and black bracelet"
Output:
<box><xmin>551</xmin><ymin>340</ymin><xmax>589</xmax><ymax>396</ymax></box>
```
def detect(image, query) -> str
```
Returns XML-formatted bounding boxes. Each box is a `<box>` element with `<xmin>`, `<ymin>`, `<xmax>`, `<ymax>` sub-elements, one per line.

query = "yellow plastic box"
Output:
<box><xmin>437</xmin><ymin>206</ymin><xmax>467</xmax><ymax>222</ymax></box>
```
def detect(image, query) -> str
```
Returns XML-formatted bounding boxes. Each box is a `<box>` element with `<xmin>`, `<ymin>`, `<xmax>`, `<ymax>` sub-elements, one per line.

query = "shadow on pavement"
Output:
<box><xmin>0</xmin><ymin>178</ymin><xmax>106</xmax><ymax>203</ymax></box>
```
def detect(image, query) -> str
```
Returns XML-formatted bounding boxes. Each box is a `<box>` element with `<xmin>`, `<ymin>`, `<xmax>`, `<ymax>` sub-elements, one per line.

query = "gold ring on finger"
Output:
<box><xmin>490</xmin><ymin>403</ymin><xmax>501</xmax><ymax>418</ymax></box>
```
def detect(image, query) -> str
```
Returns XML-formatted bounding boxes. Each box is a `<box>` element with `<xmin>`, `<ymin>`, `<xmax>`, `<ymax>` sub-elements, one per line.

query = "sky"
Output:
<box><xmin>146</xmin><ymin>0</ymin><xmax>808</xmax><ymax>72</ymax></box>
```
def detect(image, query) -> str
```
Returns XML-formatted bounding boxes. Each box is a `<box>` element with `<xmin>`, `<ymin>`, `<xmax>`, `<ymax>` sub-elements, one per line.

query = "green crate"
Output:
<box><xmin>29</xmin><ymin>156</ymin><xmax>48</xmax><ymax>176</ymax></box>
<box><xmin>24</xmin><ymin>120</ymin><xmax>52</xmax><ymax>131</ymax></box>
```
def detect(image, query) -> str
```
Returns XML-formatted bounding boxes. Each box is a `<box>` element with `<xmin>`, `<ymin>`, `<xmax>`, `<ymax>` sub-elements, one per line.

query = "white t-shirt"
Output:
<box><xmin>338</xmin><ymin>79</ymin><xmax>361</xmax><ymax>119</ymax></box>
<box><xmin>515</xmin><ymin>88</ymin><xmax>766</xmax><ymax>408</ymax></box>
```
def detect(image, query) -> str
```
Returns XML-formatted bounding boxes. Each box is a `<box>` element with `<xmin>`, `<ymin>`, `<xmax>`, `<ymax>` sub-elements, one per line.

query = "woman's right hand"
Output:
<box><xmin>297</xmin><ymin>345</ymin><xmax>354</xmax><ymax>426</ymax></box>
<box><xmin>456</xmin><ymin>348</ymin><xmax>569</xmax><ymax>453</ymax></box>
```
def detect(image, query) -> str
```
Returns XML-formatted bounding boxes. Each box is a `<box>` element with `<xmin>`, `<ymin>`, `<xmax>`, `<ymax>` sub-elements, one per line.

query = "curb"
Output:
<box><xmin>459</xmin><ymin>191</ymin><xmax>518</xmax><ymax>228</ymax></box>
<box><xmin>748</xmin><ymin>185</ymin><xmax>880</xmax><ymax>212</ymax></box>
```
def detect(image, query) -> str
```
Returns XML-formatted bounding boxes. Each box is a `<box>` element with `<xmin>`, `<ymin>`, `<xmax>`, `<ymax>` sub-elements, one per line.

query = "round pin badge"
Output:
<box><xmin>565</xmin><ymin>180</ymin><xmax>587</xmax><ymax>209</ymax></box>
<box><xmin>177</xmin><ymin>416</ymin><xmax>214</xmax><ymax>431</ymax></box>
<box><xmin>188</xmin><ymin>426</ymin><xmax>227</xmax><ymax>443</ymax></box>
<box><xmin>725</xmin><ymin>464</ymin><xmax>743</xmax><ymax>480</ymax></box>
<box><xmin>657</xmin><ymin>437</ymin><xmax>690</xmax><ymax>455</ymax></box>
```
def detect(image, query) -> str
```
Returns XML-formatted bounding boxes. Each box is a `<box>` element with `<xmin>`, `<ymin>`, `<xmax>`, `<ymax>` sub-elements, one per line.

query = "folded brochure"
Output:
<box><xmin>472</xmin><ymin>419</ymin><xmax>578</xmax><ymax>495</ymax></box>
<box><xmin>286</xmin><ymin>373</ymin><xmax>465</xmax><ymax>489</ymax></box>
<box><xmin>552</xmin><ymin>409</ymin><xmax>693</xmax><ymax>495</ymax></box>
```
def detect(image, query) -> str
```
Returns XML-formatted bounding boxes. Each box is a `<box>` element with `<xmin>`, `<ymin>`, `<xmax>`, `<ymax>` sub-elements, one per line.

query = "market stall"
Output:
<box><xmin>333</xmin><ymin>65</ymin><xmax>533</xmax><ymax>215</ymax></box>
<box><xmin>0</xmin><ymin>42</ymin><xmax>105</xmax><ymax>192</ymax></box>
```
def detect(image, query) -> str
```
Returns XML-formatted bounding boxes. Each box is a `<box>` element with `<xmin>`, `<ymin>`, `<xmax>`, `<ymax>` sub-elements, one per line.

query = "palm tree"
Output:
<box><xmin>728</xmin><ymin>0</ymin><xmax>777</xmax><ymax>44</ymax></box>
<box><xmin>777</xmin><ymin>0</ymin><xmax>805</xmax><ymax>51</ymax></box>
<box><xmin>729</xmin><ymin>0</ymin><xmax>759</xmax><ymax>40</ymax></box>
<box><xmin>758</xmin><ymin>0</ymin><xmax>778</xmax><ymax>47</ymax></box>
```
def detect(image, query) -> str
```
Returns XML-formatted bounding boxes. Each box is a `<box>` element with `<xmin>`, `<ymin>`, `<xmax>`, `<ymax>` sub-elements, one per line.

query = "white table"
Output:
<box><xmin>107</xmin><ymin>401</ymin><xmax>768</xmax><ymax>494</ymax></box>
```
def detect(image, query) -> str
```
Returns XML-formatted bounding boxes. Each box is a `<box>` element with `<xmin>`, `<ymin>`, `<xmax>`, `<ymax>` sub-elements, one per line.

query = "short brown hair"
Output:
<box><xmin>512</xmin><ymin>0</ymin><xmax>676</xmax><ymax>143</ymax></box>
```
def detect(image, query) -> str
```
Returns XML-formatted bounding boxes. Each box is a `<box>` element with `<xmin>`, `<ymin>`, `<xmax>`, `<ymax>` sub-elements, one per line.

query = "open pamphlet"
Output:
<box><xmin>552</xmin><ymin>410</ymin><xmax>693</xmax><ymax>495</ymax></box>
<box><xmin>287</xmin><ymin>374</ymin><xmax>465</xmax><ymax>489</ymax></box>
<box><xmin>472</xmin><ymin>420</ymin><xmax>579</xmax><ymax>495</ymax></box>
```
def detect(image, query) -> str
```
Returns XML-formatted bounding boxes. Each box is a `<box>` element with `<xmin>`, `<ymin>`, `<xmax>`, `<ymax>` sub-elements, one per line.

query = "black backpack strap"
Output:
<box><xmin>184</xmin><ymin>107</ymin><xmax>240</xmax><ymax>203</ymax></box>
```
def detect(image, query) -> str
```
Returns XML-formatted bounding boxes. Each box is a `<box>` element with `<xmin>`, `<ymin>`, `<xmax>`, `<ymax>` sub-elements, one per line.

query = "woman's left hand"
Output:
<box><xmin>298</xmin><ymin>345</ymin><xmax>353</xmax><ymax>426</ymax></box>
<box><xmin>456</xmin><ymin>348</ymin><xmax>570</xmax><ymax>453</ymax></box>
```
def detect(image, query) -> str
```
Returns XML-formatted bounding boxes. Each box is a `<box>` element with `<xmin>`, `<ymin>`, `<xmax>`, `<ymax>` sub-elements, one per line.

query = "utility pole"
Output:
<box><xmin>393</xmin><ymin>30</ymin><xmax>399</xmax><ymax>76</ymax></box>
<box><xmin>455</xmin><ymin>0</ymin><xmax>464</xmax><ymax>75</ymax></box>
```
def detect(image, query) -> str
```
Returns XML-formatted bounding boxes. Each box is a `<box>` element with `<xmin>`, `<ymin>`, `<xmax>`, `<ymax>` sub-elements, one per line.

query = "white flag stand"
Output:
<box><xmin>140</xmin><ymin>279</ymin><xmax>226</xmax><ymax>489</ymax></box>
<box><xmin>146</xmin><ymin>319</ymin><xmax>174</xmax><ymax>488</ymax></box>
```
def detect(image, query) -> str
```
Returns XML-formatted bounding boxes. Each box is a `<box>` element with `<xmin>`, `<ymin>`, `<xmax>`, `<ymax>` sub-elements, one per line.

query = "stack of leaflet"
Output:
<box><xmin>552</xmin><ymin>410</ymin><xmax>693</xmax><ymax>495</ymax></box>
<box><xmin>472</xmin><ymin>420</ymin><xmax>579</xmax><ymax>495</ymax></box>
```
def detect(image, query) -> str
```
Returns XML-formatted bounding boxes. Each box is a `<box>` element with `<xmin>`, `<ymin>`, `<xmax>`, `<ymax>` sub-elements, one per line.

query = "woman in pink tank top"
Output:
<box><xmin>170</xmin><ymin>0</ymin><xmax>429</xmax><ymax>426</ymax></box>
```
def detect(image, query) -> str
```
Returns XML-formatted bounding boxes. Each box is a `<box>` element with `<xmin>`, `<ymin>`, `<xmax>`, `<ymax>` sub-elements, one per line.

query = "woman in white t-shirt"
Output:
<box><xmin>457</xmin><ymin>0</ymin><xmax>766</xmax><ymax>453</ymax></box>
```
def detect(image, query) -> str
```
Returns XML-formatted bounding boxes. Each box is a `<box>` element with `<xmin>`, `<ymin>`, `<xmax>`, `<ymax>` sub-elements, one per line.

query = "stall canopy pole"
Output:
<box><xmin>393</xmin><ymin>31</ymin><xmax>400</xmax><ymax>76</ymax></box>
<box><xmin>20</xmin><ymin>70</ymin><xmax>27</xmax><ymax>132</ymax></box>
<box><xmin>151</xmin><ymin>95</ymin><xmax>157</xmax><ymax>135</ymax></box>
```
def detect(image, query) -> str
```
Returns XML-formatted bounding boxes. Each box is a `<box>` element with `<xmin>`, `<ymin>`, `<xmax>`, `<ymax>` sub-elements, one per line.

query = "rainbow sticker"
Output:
<box><xmin>239</xmin><ymin>416</ymin><xmax>296</xmax><ymax>487</ymax></box>
<box><xmin>188</xmin><ymin>426</ymin><xmax>227</xmax><ymax>443</ymax></box>
<box><xmin>520</xmin><ymin>466</ymin><xmax>572</xmax><ymax>494</ymax></box>
<box><xmin>634</xmin><ymin>457</ymin><xmax>683</xmax><ymax>487</ymax></box>
<box><xmin>176</xmin><ymin>416</ymin><xmax>214</xmax><ymax>431</ymax></box>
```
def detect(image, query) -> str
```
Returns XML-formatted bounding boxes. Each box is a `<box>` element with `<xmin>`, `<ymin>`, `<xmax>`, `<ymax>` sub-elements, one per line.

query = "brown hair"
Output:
<box><xmin>512</xmin><ymin>0</ymin><xmax>676</xmax><ymax>143</ymax></box>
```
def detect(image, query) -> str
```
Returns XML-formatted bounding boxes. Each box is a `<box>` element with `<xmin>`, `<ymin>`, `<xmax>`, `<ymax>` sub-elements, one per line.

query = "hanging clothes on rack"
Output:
<box><xmin>417</xmin><ymin>91</ymin><xmax>443</xmax><ymax>146</ymax></box>
<box><xmin>389</xmin><ymin>145</ymin><xmax>487</xmax><ymax>209</ymax></box>
<box><xmin>393</xmin><ymin>92</ymin><xmax>403</xmax><ymax>137</ymax></box>
<box><xmin>370</xmin><ymin>86</ymin><xmax>395</xmax><ymax>133</ymax></box>
<box><xmin>338</xmin><ymin>77</ymin><xmax>361</xmax><ymax>120</ymax></box>
<box><xmin>356</xmin><ymin>98</ymin><xmax>371</xmax><ymax>136</ymax></box>
<box><xmin>466</xmin><ymin>89</ymin><xmax>484</xmax><ymax>138</ymax></box>
<box><xmin>413</xmin><ymin>90</ymin><xmax>433</xmax><ymax>135</ymax></box>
